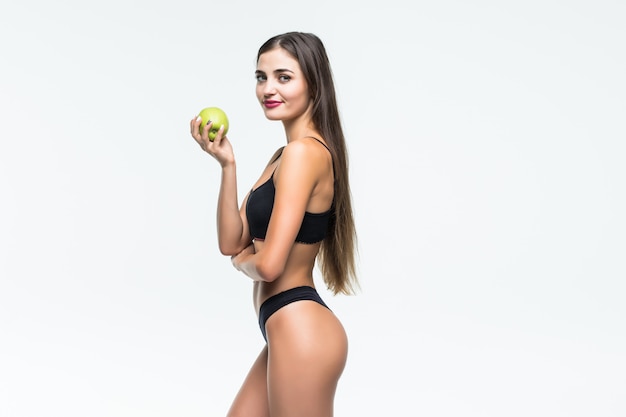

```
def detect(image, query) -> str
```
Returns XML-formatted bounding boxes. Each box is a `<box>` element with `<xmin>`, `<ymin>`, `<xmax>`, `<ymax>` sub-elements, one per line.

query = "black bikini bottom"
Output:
<box><xmin>258</xmin><ymin>286</ymin><xmax>329</xmax><ymax>342</ymax></box>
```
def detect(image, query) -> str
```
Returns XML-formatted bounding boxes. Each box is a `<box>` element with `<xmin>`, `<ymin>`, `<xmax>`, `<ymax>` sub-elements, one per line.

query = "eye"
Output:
<box><xmin>255</xmin><ymin>73</ymin><xmax>267</xmax><ymax>82</ymax></box>
<box><xmin>279</xmin><ymin>74</ymin><xmax>291</xmax><ymax>82</ymax></box>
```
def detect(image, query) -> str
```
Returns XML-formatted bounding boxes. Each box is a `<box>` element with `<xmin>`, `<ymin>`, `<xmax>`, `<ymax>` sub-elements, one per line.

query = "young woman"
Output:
<box><xmin>190</xmin><ymin>31</ymin><xmax>358</xmax><ymax>417</ymax></box>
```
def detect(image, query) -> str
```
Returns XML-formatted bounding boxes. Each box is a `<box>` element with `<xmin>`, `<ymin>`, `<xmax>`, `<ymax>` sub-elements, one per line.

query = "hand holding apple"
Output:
<box><xmin>190</xmin><ymin>106</ymin><xmax>235</xmax><ymax>167</ymax></box>
<box><xmin>197</xmin><ymin>107</ymin><xmax>229</xmax><ymax>141</ymax></box>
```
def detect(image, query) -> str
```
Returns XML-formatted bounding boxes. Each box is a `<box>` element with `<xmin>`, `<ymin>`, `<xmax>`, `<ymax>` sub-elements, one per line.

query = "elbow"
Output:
<box><xmin>218</xmin><ymin>238</ymin><xmax>249</xmax><ymax>257</ymax></box>
<box><xmin>218</xmin><ymin>244</ymin><xmax>238</xmax><ymax>257</ymax></box>
<box><xmin>256</xmin><ymin>257</ymin><xmax>283</xmax><ymax>283</ymax></box>
<box><xmin>219</xmin><ymin>246</ymin><xmax>238</xmax><ymax>257</ymax></box>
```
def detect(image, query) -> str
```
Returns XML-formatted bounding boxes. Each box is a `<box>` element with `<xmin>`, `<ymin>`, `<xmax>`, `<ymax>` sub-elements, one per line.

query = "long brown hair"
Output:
<box><xmin>257</xmin><ymin>32</ymin><xmax>358</xmax><ymax>295</ymax></box>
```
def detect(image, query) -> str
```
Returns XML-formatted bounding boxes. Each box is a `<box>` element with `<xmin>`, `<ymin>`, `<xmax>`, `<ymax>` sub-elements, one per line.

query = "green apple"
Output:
<box><xmin>198</xmin><ymin>107</ymin><xmax>229</xmax><ymax>141</ymax></box>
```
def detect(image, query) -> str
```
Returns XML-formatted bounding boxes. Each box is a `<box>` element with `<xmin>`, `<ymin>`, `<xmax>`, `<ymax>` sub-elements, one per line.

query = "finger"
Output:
<box><xmin>230</xmin><ymin>255</ymin><xmax>240</xmax><ymax>270</ymax></box>
<box><xmin>202</xmin><ymin>121</ymin><xmax>214</xmax><ymax>142</ymax></box>
<box><xmin>190</xmin><ymin>116</ymin><xmax>202</xmax><ymax>139</ymax></box>
<box><xmin>212</xmin><ymin>125</ymin><xmax>226</xmax><ymax>145</ymax></box>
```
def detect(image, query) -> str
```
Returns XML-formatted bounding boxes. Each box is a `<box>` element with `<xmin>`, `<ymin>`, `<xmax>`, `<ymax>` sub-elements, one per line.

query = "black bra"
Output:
<box><xmin>246</xmin><ymin>138</ymin><xmax>333</xmax><ymax>244</ymax></box>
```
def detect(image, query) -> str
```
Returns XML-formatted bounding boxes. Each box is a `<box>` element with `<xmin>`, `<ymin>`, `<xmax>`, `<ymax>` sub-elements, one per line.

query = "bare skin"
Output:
<box><xmin>189</xmin><ymin>47</ymin><xmax>348</xmax><ymax>416</ymax></box>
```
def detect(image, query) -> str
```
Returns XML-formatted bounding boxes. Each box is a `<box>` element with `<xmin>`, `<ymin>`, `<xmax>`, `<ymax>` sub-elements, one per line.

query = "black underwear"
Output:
<box><xmin>258</xmin><ymin>286</ymin><xmax>329</xmax><ymax>342</ymax></box>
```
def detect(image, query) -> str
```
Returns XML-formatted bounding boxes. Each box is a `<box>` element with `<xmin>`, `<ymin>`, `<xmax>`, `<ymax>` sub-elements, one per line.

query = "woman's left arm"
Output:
<box><xmin>231</xmin><ymin>140</ymin><xmax>320</xmax><ymax>281</ymax></box>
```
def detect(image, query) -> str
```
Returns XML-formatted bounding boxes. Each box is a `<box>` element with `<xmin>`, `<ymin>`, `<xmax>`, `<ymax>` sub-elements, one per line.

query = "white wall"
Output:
<box><xmin>1</xmin><ymin>1</ymin><xmax>624</xmax><ymax>416</ymax></box>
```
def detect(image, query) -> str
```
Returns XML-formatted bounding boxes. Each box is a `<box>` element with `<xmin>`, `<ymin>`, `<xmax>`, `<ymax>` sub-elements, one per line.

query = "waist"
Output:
<box><xmin>253</xmin><ymin>277</ymin><xmax>316</xmax><ymax>314</ymax></box>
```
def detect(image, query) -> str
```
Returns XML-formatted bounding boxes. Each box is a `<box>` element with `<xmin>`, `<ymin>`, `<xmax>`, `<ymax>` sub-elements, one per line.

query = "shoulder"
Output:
<box><xmin>275</xmin><ymin>139</ymin><xmax>329</xmax><ymax>184</ymax></box>
<box><xmin>281</xmin><ymin>138</ymin><xmax>329</xmax><ymax>167</ymax></box>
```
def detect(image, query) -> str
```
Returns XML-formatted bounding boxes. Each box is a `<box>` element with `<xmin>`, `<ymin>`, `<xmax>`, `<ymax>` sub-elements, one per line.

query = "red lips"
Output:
<box><xmin>263</xmin><ymin>100</ymin><xmax>282</xmax><ymax>109</ymax></box>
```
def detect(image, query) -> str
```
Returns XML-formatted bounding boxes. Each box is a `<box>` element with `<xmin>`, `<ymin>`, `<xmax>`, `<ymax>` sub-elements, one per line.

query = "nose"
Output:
<box><xmin>261</xmin><ymin>79</ymin><xmax>277</xmax><ymax>97</ymax></box>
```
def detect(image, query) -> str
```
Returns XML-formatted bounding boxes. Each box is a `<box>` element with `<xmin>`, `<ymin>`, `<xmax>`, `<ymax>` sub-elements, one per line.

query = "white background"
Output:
<box><xmin>1</xmin><ymin>1</ymin><xmax>624</xmax><ymax>416</ymax></box>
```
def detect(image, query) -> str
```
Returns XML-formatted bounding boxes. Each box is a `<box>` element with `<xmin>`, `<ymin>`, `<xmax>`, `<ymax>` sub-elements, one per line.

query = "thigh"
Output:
<box><xmin>266</xmin><ymin>301</ymin><xmax>348</xmax><ymax>417</ymax></box>
<box><xmin>226</xmin><ymin>346</ymin><xmax>270</xmax><ymax>417</ymax></box>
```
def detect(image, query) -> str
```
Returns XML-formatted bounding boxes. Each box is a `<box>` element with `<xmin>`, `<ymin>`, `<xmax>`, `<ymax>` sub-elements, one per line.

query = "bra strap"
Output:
<box><xmin>303</xmin><ymin>136</ymin><xmax>335</xmax><ymax>181</ymax></box>
<box><xmin>304</xmin><ymin>136</ymin><xmax>331</xmax><ymax>153</ymax></box>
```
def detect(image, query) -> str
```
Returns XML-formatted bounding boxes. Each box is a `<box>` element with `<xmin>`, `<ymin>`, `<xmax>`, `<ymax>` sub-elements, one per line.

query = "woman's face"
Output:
<box><xmin>255</xmin><ymin>47</ymin><xmax>311</xmax><ymax>122</ymax></box>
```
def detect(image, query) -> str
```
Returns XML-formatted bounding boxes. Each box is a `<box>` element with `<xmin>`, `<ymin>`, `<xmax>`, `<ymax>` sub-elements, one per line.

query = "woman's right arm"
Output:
<box><xmin>190</xmin><ymin>117</ymin><xmax>251</xmax><ymax>255</ymax></box>
<box><xmin>216</xmin><ymin>161</ymin><xmax>251</xmax><ymax>255</ymax></box>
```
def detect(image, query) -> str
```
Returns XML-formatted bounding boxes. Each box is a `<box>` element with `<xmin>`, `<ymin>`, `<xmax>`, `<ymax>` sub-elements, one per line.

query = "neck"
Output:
<box><xmin>283</xmin><ymin>118</ymin><xmax>316</xmax><ymax>143</ymax></box>
<box><xmin>282</xmin><ymin>103</ymin><xmax>316</xmax><ymax>143</ymax></box>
